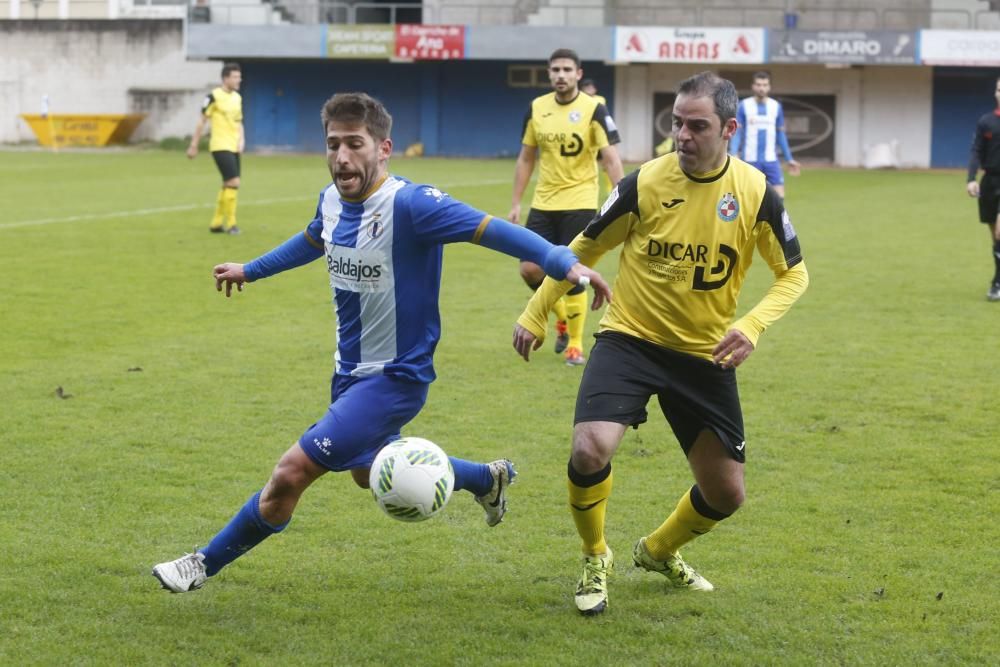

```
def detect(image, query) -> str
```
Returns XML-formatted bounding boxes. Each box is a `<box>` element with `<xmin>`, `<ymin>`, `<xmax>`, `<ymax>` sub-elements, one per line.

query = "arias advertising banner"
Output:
<box><xmin>396</xmin><ymin>24</ymin><xmax>465</xmax><ymax>60</ymax></box>
<box><xmin>769</xmin><ymin>31</ymin><xmax>917</xmax><ymax>65</ymax></box>
<box><xmin>614</xmin><ymin>27</ymin><xmax>765</xmax><ymax>64</ymax></box>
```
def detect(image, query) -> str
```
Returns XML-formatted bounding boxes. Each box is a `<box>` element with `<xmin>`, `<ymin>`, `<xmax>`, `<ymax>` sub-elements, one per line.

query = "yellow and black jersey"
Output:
<box><xmin>201</xmin><ymin>86</ymin><xmax>243</xmax><ymax>152</ymax></box>
<box><xmin>521</xmin><ymin>91</ymin><xmax>620</xmax><ymax>211</ymax></box>
<box><xmin>519</xmin><ymin>153</ymin><xmax>808</xmax><ymax>360</ymax></box>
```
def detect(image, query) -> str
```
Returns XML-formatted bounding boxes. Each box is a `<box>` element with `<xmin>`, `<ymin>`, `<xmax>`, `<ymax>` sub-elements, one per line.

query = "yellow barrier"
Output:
<box><xmin>19</xmin><ymin>114</ymin><xmax>147</xmax><ymax>148</ymax></box>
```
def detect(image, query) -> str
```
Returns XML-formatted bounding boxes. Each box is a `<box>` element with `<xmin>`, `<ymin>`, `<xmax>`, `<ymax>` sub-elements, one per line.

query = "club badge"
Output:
<box><xmin>717</xmin><ymin>192</ymin><xmax>739</xmax><ymax>222</ymax></box>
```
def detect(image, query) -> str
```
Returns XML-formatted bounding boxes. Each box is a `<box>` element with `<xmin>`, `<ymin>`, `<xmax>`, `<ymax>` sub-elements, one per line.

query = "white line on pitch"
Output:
<box><xmin>0</xmin><ymin>179</ymin><xmax>511</xmax><ymax>230</ymax></box>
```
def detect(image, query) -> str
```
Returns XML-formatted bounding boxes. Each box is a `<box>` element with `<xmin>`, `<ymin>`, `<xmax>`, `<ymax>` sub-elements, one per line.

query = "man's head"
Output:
<box><xmin>994</xmin><ymin>76</ymin><xmax>1000</xmax><ymax>108</ymax></box>
<box><xmin>580</xmin><ymin>78</ymin><xmax>597</xmax><ymax>96</ymax></box>
<box><xmin>673</xmin><ymin>71</ymin><xmax>739</xmax><ymax>174</ymax></box>
<box><xmin>321</xmin><ymin>93</ymin><xmax>393</xmax><ymax>199</ymax></box>
<box><xmin>751</xmin><ymin>70</ymin><xmax>771</xmax><ymax>101</ymax></box>
<box><xmin>221</xmin><ymin>63</ymin><xmax>242</xmax><ymax>92</ymax></box>
<box><xmin>548</xmin><ymin>48</ymin><xmax>582</xmax><ymax>99</ymax></box>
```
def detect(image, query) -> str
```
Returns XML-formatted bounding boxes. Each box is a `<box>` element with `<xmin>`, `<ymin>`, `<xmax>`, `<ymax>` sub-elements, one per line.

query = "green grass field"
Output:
<box><xmin>1</xmin><ymin>150</ymin><xmax>997</xmax><ymax>665</ymax></box>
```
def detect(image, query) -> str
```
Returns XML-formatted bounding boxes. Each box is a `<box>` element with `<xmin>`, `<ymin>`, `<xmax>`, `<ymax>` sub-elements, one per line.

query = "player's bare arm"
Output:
<box><xmin>213</xmin><ymin>262</ymin><xmax>247</xmax><ymax>297</ymax></box>
<box><xmin>712</xmin><ymin>329</ymin><xmax>754</xmax><ymax>369</ymax></box>
<box><xmin>509</xmin><ymin>144</ymin><xmax>537</xmax><ymax>224</ymax></box>
<box><xmin>188</xmin><ymin>116</ymin><xmax>207</xmax><ymax>159</ymax></box>
<box><xmin>600</xmin><ymin>144</ymin><xmax>625</xmax><ymax>186</ymax></box>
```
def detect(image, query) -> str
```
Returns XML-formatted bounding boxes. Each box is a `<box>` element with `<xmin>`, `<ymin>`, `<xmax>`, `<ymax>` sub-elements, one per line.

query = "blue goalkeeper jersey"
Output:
<box><xmin>302</xmin><ymin>175</ymin><xmax>496</xmax><ymax>384</ymax></box>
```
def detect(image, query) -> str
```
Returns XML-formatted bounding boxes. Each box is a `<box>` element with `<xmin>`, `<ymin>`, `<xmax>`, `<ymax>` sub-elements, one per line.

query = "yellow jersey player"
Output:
<box><xmin>510</xmin><ymin>48</ymin><xmax>624</xmax><ymax>366</ymax></box>
<box><xmin>188</xmin><ymin>63</ymin><xmax>245</xmax><ymax>235</ymax></box>
<box><xmin>514</xmin><ymin>71</ymin><xmax>809</xmax><ymax>615</ymax></box>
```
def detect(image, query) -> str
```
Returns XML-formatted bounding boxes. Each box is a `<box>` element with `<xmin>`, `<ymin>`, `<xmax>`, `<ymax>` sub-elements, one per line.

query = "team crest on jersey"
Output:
<box><xmin>569</xmin><ymin>110</ymin><xmax>581</xmax><ymax>123</ymax></box>
<box><xmin>717</xmin><ymin>193</ymin><xmax>739</xmax><ymax>222</ymax></box>
<box><xmin>367</xmin><ymin>212</ymin><xmax>384</xmax><ymax>239</ymax></box>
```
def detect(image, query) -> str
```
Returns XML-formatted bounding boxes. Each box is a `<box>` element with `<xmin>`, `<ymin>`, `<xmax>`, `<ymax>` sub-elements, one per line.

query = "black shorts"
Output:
<box><xmin>525</xmin><ymin>208</ymin><xmax>595</xmax><ymax>246</ymax></box>
<box><xmin>575</xmin><ymin>331</ymin><xmax>747</xmax><ymax>462</ymax></box>
<box><xmin>212</xmin><ymin>150</ymin><xmax>241</xmax><ymax>182</ymax></box>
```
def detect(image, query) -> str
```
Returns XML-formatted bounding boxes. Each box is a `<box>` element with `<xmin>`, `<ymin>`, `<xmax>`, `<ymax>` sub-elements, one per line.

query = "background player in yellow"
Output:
<box><xmin>580</xmin><ymin>78</ymin><xmax>613</xmax><ymax>202</ymax></box>
<box><xmin>513</xmin><ymin>71</ymin><xmax>809</xmax><ymax>615</ymax></box>
<box><xmin>509</xmin><ymin>48</ymin><xmax>624</xmax><ymax>366</ymax></box>
<box><xmin>188</xmin><ymin>63</ymin><xmax>244</xmax><ymax>235</ymax></box>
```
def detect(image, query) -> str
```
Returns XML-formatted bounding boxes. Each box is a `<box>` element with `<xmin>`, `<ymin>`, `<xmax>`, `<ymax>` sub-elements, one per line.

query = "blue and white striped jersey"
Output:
<box><xmin>734</xmin><ymin>97</ymin><xmax>784</xmax><ymax>163</ymax></box>
<box><xmin>302</xmin><ymin>175</ymin><xmax>495</xmax><ymax>384</ymax></box>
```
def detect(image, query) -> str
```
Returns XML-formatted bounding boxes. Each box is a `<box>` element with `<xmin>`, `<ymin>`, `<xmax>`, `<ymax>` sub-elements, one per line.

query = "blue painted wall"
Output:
<box><xmin>931</xmin><ymin>67</ymin><xmax>998</xmax><ymax>169</ymax></box>
<box><xmin>241</xmin><ymin>60</ymin><xmax>615</xmax><ymax>156</ymax></box>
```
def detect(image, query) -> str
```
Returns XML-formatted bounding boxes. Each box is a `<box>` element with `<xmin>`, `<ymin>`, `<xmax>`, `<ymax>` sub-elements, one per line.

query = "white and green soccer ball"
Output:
<box><xmin>369</xmin><ymin>437</ymin><xmax>455</xmax><ymax>522</ymax></box>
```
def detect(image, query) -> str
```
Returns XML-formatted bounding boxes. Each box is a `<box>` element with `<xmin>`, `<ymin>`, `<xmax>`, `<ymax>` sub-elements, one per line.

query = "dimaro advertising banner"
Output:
<box><xmin>769</xmin><ymin>31</ymin><xmax>917</xmax><ymax>65</ymax></box>
<box><xmin>919</xmin><ymin>30</ymin><xmax>1000</xmax><ymax>66</ymax></box>
<box><xmin>614</xmin><ymin>27</ymin><xmax>765</xmax><ymax>64</ymax></box>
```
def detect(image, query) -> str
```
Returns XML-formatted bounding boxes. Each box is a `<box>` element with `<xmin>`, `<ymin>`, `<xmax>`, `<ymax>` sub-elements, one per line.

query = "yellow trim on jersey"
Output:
<box><xmin>522</xmin><ymin>92</ymin><xmax>614</xmax><ymax>211</ymax></box>
<box><xmin>341</xmin><ymin>173</ymin><xmax>389</xmax><ymax>204</ymax></box>
<box><xmin>518</xmin><ymin>153</ymin><xmax>807</xmax><ymax>360</ymax></box>
<box><xmin>471</xmin><ymin>215</ymin><xmax>492</xmax><ymax>245</ymax></box>
<box><xmin>303</xmin><ymin>229</ymin><xmax>324</xmax><ymax>250</ymax></box>
<box><xmin>203</xmin><ymin>87</ymin><xmax>243</xmax><ymax>153</ymax></box>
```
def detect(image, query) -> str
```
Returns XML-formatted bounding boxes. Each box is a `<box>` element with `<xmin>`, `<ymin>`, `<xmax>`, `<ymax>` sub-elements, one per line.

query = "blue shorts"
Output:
<box><xmin>747</xmin><ymin>160</ymin><xmax>784</xmax><ymax>186</ymax></box>
<box><xmin>299</xmin><ymin>374</ymin><xmax>428</xmax><ymax>472</ymax></box>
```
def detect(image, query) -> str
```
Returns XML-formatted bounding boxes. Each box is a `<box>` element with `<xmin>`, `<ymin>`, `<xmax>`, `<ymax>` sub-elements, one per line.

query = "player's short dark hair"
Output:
<box><xmin>321</xmin><ymin>92</ymin><xmax>393</xmax><ymax>142</ymax></box>
<box><xmin>548</xmin><ymin>48</ymin><xmax>581</xmax><ymax>68</ymax></box>
<box><xmin>580</xmin><ymin>78</ymin><xmax>595</xmax><ymax>89</ymax></box>
<box><xmin>752</xmin><ymin>70</ymin><xmax>771</xmax><ymax>82</ymax></box>
<box><xmin>677</xmin><ymin>71</ymin><xmax>739</xmax><ymax>124</ymax></box>
<box><xmin>221</xmin><ymin>63</ymin><xmax>241</xmax><ymax>79</ymax></box>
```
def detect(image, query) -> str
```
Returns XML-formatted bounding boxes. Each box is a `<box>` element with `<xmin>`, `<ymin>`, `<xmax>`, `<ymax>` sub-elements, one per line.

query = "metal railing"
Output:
<box><xmin>186</xmin><ymin>0</ymin><xmax>995</xmax><ymax>28</ymax></box>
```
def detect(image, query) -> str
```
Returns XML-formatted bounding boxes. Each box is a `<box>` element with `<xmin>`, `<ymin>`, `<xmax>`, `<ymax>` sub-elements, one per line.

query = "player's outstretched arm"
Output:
<box><xmin>214</xmin><ymin>262</ymin><xmax>246</xmax><ymax>297</ymax></box>
<box><xmin>565</xmin><ymin>264</ymin><xmax>612</xmax><ymax>310</ymax></box>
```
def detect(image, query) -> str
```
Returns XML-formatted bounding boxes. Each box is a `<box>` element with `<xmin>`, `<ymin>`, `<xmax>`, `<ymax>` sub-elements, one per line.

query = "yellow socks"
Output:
<box><xmin>552</xmin><ymin>296</ymin><xmax>568</xmax><ymax>324</ymax></box>
<box><xmin>210</xmin><ymin>189</ymin><xmax>226</xmax><ymax>230</ymax></box>
<box><xmin>564</xmin><ymin>290</ymin><xmax>588</xmax><ymax>350</ymax></box>
<box><xmin>222</xmin><ymin>187</ymin><xmax>239</xmax><ymax>230</ymax></box>
<box><xmin>568</xmin><ymin>463</ymin><xmax>612</xmax><ymax>556</ymax></box>
<box><xmin>644</xmin><ymin>486</ymin><xmax>729</xmax><ymax>559</ymax></box>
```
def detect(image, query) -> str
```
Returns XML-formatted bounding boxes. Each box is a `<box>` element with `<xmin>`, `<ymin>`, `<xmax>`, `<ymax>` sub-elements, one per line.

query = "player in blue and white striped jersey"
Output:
<box><xmin>729</xmin><ymin>71</ymin><xmax>800</xmax><ymax>198</ymax></box>
<box><xmin>152</xmin><ymin>93</ymin><xmax>611</xmax><ymax>594</ymax></box>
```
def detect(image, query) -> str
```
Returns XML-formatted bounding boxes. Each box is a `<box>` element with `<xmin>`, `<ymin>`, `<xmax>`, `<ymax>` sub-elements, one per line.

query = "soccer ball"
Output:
<box><xmin>369</xmin><ymin>437</ymin><xmax>455</xmax><ymax>522</ymax></box>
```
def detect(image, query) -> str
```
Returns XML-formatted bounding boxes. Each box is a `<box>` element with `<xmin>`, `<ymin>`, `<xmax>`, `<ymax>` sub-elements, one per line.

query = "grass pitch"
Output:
<box><xmin>1</xmin><ymin>150</ymin><xmax>997</xmax><ymax>665</ymax></box>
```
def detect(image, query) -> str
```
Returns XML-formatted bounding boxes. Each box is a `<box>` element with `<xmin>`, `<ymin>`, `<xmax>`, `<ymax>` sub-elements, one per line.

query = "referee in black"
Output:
<box><xmin>966</xmin><ymin>75</ymin><xmax>1000</xmax><ymax>302</ymax></box>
